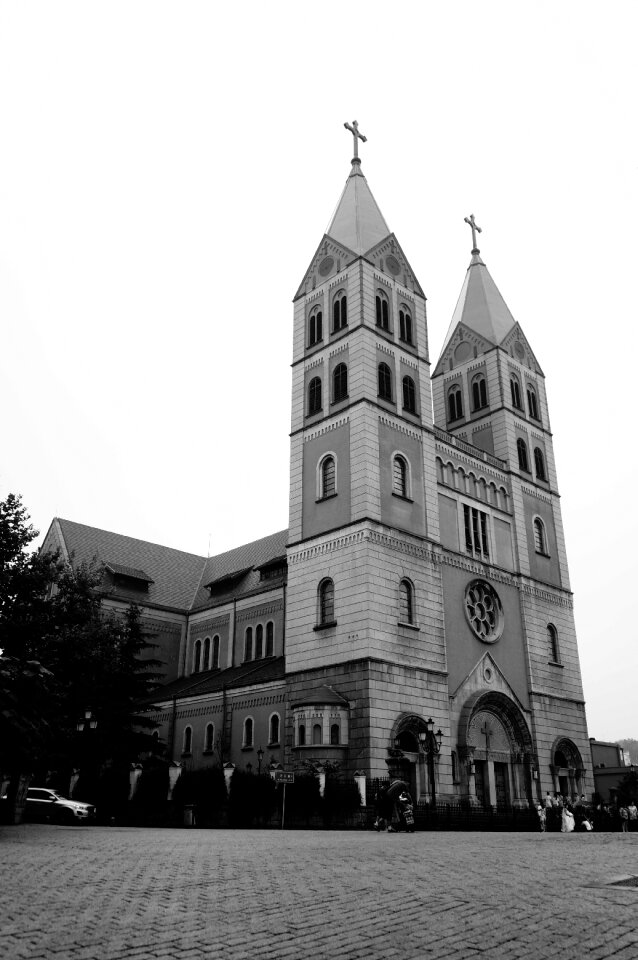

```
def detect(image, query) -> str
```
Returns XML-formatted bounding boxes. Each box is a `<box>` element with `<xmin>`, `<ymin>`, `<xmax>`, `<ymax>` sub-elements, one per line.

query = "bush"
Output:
<box><xmin>228</xmin><ymin>771</ymin><xmax>277</xmax><ymax>827</ymax></box>
<box><xmin>94</xmin><ymin>764</ymin><xmax>130</xmax><ymax>823</ymax></box>
<box><xmin>129</xmin><ymin>763</ymin><xmax>170</xmax><ymax>825</ymax></box>
<box><xmin>172</xmin><ymin>766</ymin><xmax>227</xmax><ymax>826</ymax></box>
<box><xmin>322</xmin><ymin>777</ymin><xmax>362</xmax><ymax>825</ymax></box>
<box><xmin>284</xmin><ymin>774</ymin><xmax>321</xmax><ymax>824</ymax></box>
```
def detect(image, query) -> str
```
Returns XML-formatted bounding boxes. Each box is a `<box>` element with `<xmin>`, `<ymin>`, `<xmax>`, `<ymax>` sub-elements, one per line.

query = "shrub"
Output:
<box><xmin>172</xmin><ymin>766</ymin><xmax>227</xmax><ymax>826</ymax></box>
<box><xmin>322</xmin><ymin>777</ymin><xmax>362</xmax><ymax>825</ymax></box>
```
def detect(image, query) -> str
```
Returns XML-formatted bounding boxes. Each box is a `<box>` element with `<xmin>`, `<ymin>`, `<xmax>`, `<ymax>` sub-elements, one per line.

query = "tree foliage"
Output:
<box><xmin>0</xmin><ymin>493</ymin><xmax>162</xmax><ymax>779</ymax></box>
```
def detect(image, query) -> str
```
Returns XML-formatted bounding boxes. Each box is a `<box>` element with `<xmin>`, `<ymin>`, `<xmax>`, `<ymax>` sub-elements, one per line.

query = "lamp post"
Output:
<box><xmin>257</xmin><ymin>746</ymin><xmax>264</xmax><ymax>776</ymax></box>
<box><xmin>419</xmin><ymin>718</ymin><xmax>443</xmax><ymax>808</ymax></box>
<box><xmin>74</xmin><ymin>710</ymin><xmax>98</xmax><ymax>799</ymax></box>
<box><xmin>76</xmin><ymin>709</ymin><xmax>98</xmax><ymax>733</ymax></box>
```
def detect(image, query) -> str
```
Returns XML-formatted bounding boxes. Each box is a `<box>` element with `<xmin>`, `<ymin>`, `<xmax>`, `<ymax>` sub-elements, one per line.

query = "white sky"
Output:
<box><xmin>0</xmin><ymin>1</ymin><xmax>635</xmax><ymax>742</ymax></box>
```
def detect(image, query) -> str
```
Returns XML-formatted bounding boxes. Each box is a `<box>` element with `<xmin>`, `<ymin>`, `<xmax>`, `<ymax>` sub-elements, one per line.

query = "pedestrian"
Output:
<box><xmin>536</xmin><ymin>803</ymin><xmax>546</xmax><ymax>832</ymax></box>
<box><xmin>397</xmin><ymin>791</ymin><xmax>415</xmax><ymax>833</ymax></box>
<box><xmin>619</xmin><ymin>804</ymin><xmax>629</xmax><ymax>833</ymax></box>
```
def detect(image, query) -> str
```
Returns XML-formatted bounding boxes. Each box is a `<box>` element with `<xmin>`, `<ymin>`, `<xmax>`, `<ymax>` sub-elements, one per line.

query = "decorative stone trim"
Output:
<box><xmin>328</xmin><ymin>273</ymin><xmax>348</xmax><ymax>291</ymax></box>
<box><xmin>521</xmin><ymin>485</ymin><xmax>552</xmax><ymax>504</ymax></box>
<box><xmin>305</xmin><ymin>356</ymin><xmax>323</xmax><ymax>371</ymax></box>
<box><xmin>376</xmin><ymin>341</ymin><xmax>395</xmax><ymax>357</ymax></box>
<box><xmin>236</xmin><ymin>601</ymin><xmax>283</xmax><ymax>623</ymax></box>
<box><xmin>329</xmin><ymin>341</ymin><xmax>349</xmax><ymax>358</ymax></box>
<box><xmin>189</xmin><ymin>615</ymin><xmax>229</xmax><ymax>635</ymax></box>
<box><xmin>303</xmin><ymin>417</ymin><xmax>349</xmax><ymax>443</ymax></box>
<box><xmin>379</xmin><ymin>414</ymin><xmax>423</xmax><ymax>442</ymax></box>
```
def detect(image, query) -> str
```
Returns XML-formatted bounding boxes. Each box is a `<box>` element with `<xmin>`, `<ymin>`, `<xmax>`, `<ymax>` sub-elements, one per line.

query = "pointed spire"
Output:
<box><xmin>325</xmin><ymin>122</ymin><xmax>391</xmax><ymax>255</ymax></box>
<box><xmin>439</xmin><ymin>217</ymin><xmax>517</xmax><ymax>356</ymax></box>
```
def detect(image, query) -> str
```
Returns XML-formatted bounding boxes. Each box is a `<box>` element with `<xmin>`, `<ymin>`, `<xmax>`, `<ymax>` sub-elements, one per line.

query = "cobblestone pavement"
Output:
<box><xmin>2</xmin><ymin>825</ymin><xmax>638</xmax><ymax>960</ymax></box>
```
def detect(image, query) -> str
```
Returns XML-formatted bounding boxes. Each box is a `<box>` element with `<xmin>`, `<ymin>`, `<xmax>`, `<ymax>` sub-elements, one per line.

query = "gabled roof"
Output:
<box><xmin>42</xmin><ymin>519</ymin><xmax>289</xmax><ymax>613</ymax></box>
<box><xmin>326</xmin><ymin>159</ymin><xmax>391</xmax><ymax>255</ymax></box>
<box><xmin>439</xmin><ymin>253</ymin><xmax>517</xmax><ymax>359</ymax></box>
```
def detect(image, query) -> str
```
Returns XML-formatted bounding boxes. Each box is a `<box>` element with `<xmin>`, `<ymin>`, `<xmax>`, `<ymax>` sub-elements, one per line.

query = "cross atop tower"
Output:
<box><xmin>344</xmin><ymin>120</ymin><xmax>367</xmax><ymax>160</ymax></box>
<box><xmin>464</xmin><ymin>213</ymin><xmax>482</xmax><ymax>254</ymax></box>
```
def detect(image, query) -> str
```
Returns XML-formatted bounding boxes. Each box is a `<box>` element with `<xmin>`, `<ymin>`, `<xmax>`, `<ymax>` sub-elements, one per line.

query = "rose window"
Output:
<box><xmin>464</xmin><ymin>579</ymin><xmax>503</xmax><ymax>643</ymax></box>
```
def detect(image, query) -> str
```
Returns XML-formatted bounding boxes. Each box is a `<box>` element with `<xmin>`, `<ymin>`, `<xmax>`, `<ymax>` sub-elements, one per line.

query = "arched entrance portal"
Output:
<box><xmin>458</xmin><ymin>692</ymin><xmax>534</xmax><ymax>810</ymax></box>
<box><xmin>550</xmin><ymin>738</ymin><xmax>585</xmax><ymax>799</ymax></box>
<box><xmin>388</xmin><ymin>715</ymin><xmax>434</xmax><ymax>803</ymax></box>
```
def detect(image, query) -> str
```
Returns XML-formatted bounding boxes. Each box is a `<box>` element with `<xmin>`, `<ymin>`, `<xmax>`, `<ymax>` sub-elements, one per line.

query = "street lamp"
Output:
<box><xmin>419</xmin><ymin>718</ymin><xmax>443</xmax><ymax>808</ymax></box>
<box><xmin>76</xmin><ymin>709</ymin><xmax>98</xmax><ymax>732</ymax></box>
<box><xmin>257</xmin><ymin>746</ymin><xmax>264</xmax><ymax>775</ymax></box>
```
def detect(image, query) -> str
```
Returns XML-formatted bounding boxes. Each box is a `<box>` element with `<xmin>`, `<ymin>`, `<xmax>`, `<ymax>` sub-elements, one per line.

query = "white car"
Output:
<box><xmin>25</xmin><ymin>787</ymin><xmax>96</xmax><ymax>824</ymax></box>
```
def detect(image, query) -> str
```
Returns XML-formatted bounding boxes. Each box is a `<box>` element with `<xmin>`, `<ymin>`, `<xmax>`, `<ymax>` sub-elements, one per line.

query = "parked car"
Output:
<box><xmin>24</xmin><ymin>787</ymin><xmax>96</xmax><ymax>824</ymax></box>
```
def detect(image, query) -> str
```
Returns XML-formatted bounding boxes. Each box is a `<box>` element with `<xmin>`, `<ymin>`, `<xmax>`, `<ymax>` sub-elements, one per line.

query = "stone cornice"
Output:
<box><xmin>303</xmin><ymin>416</ymin><xmax>349</xmax><ymax>443</ymax></box>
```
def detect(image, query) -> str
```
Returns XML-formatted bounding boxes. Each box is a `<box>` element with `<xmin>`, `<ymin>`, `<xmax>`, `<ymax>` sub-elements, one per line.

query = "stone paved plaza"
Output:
<box><xmin>2</xmin><ymin>824</ymin><xmax>638</xmax><ymax>960</ymax></box>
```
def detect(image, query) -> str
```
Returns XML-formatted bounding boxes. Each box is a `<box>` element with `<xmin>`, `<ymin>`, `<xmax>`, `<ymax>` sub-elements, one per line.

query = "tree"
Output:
<box><xmin>0</xmin><ymin>493</ymin><xmax>163</xmax><ymax>796</ymax></box>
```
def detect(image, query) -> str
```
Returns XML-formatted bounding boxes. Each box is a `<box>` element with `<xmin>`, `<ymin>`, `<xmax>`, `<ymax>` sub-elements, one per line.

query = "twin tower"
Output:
<box><xmin>284</xmin><ymin>124</ymin><xmax>589</xmax><ymax>806</ymax></box>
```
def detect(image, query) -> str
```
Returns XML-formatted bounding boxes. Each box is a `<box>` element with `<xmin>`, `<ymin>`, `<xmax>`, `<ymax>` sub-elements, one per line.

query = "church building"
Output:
<box><xmin>42</xmin><ymin>123</ymin><xmax>590</xmax><ymax>808</ymax></box>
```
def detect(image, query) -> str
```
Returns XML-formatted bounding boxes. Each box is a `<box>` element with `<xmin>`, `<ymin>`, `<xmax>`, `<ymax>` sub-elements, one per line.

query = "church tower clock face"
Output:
<box><xmin>464</xmin><ymin>579</ymin><xmax>504</xmax><ymax>643</ymax></box>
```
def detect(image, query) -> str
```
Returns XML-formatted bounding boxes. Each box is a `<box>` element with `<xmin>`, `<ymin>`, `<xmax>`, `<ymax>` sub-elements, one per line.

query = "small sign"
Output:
<box><xmin>275</xmin><ymin>771</ymin><xmax>295</xmax><ymax>784</ymax></box>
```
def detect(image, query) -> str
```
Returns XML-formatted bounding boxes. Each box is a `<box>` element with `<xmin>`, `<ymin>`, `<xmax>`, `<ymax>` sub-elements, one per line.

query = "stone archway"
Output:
<box><xmin>388</xmin><ymin>714</ymin><xmax>432</xmax><ymax>803</ymax></box>
<box><xmin>457</xmin><ymin>692</ymin><xmax>534</xmax><ymax>810</ymax></box>
<box><xmin>550</xmin><ymin>737</ymin><xmax>585</xmax><ymax>799</ymax></box>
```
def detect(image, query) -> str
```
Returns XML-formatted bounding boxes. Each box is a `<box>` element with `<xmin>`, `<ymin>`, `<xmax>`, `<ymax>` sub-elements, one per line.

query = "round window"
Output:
<box><xmin>386</xmin><ymin>255</ymin><xmax>401</xmax><ymax>276</ymax></box>
<box><xmin>464</xmin><ymin>579</ymin><xmax>504</xmax><ymax>643</ymax></box>
<box><xmin>318</xmin><ymin>256</ymin><xmax>334</xmax><ymax>277</ymax></box>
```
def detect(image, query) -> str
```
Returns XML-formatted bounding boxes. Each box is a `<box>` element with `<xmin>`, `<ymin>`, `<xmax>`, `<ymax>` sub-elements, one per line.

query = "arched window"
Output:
<box><xmin>517</xmin><ymin>438</ymin><xmax>530</xmax><ymax>472</ymax></box>
<box><xmin>298</xmin><ymin>724</ymin><xmax>306</xmax><ymax>746</ymax></box>
<box><xmin>244</xmin><ymin>626</ymin><xmax>253</xmax><ymax>661</ymax></box>
<box><xmin>534</xmin><ymin>447</ymin><xmax>547</xmax><ymax>481</ymax></box>
<box><xmin>533</xmin><ymin>517</ymin><xmax>547</xmax><ymax>554</ymax></box>
<box><xmin>333</xmin><ymin>292</ymin><xmax>347</xmax><ymax>331</ymax></box>
<box><xmin>548</xmin><ymin>624</ymin><xmax>560</xmax><ymax>663</ymax></box>
<box><xmin>527</xmin><ymin>385</ymin><xmax>539</xmax><ymax>420</ymax></box>
<box><xmin>212</xmin><ymin>635</ymin><xmax>220</xmax><ymax>670</ymax></box>
<box><xmin>330</xmin><ymin>723</ymin><xmax>340</xmax><ymax>745</ymax></box>
<box><xmin>399</xmin><ymin>307</ymin><xmax>413</xmax><ymax>344</ymax></box>
<box><xmin>399</xmin><ymin>579</ymin><xmax>414</xmax><ymax>624</ymax></box>
<box><xmin>402</xmin><ymin>376</ymin><xmax>416</xmax><ymax>413</ymax></box>
<box><xmin>243</xmin><ymin>717</ymin><xmax>254</xmax><ymax>748</ymax></box>
<box><xmin>393</xmin><ymin>454</ymin><xmax>409</xmax><ymax>498</ymax></box>
<box><xmin>309</xmin><ymin>308</ymin><xmax>323</xmax><ymax>346</ymax></box>
<box><xmin>203</xmin><ymin>636</ymin><xmax>210</xmax><ymax>670</ymax></box>
<box><xmin>193</xmin><ymin>639</ymin><xmax>202</xmax><ymax>674</ymax></box>
<box><xmin>308</xmin><ymin>377</ymin><xmax>322</xmax><ymax>415</ymax></box>
<box><xmin>333</xmin><ymin>363</ymin><xmax>348</xmax><ymax>403</ymax></box>
<box><xmin>269</xmin><ymin>713</ymin><xmax>280</xmax><ymax>745</ymax></box>
<box><xmin>312</xmin><ymin>723</ymin><xmax>323</xmax><ymax>745</ymax></box>
<box><xmin>510</xmin><ymin>376</ymin><xmax>522</xmax><ymax>409</ymax></box>
<box><xmin>447</xmin><ymin>385</ymin><xmax>463</xmax><ymax>421</ymax></box>
<box><xmin>375</xmin><ymin>290</ymin><xmax>390</xmax><ymax>330</ymax></box>
<box><xmin>265</xmin><ymin>621</ymin><xmax>274</xmax><ymax>657</ymax></box>
<box><xmin>255</xmin><ymin>624</ymin><xmax>264</xmax><ymax>659</ymax></box>
<box><xmin>182</xmin><ymin>726</ymin><xmax>192</xmax><ymax>755</ymax></box>
<box><xmin>204</xmin><ymin>722</ymin><xmax>215</xmax><ymax>753</ymax></box>
<box><xmin>378</xmin><ymin>362</ymin><xmax>393</xmax><ymax>401</ymax></box>
<box><xmin>472</xmin><ymin>374</ymin><xmax>488</xmax><ymax>410</ymax></box>
<box><xmin>319</xmin><ymin>578</ymin><xmax>335</xmax><ymax>625</ymax></box>
<box><xmin>320</xmin><ymin>455</ymin><xmax>336</xmax><ymax>498</ymax></box>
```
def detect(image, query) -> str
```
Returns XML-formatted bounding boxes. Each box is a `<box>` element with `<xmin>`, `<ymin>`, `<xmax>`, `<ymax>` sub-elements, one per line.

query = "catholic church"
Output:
<box><xmin>41</xmin><ymin>123</ymin><xmax>590</xmax><ymax>809</ymax></box>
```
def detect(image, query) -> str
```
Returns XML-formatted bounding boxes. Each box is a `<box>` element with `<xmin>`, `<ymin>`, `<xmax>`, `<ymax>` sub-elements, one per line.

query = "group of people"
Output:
<box><xmin>536</xmin><ymin>792</ymin><xmax>592</xmax><ymax>832</ymax></box>
<box><xmin>536</xmin><ymin>792</ymin><xmax>638</xmax><ymax>833</ymax></box>
<box><xmin>373</xmin><ymin>787</ymin><xmax>415</xmax><ymax>833</ymax></box>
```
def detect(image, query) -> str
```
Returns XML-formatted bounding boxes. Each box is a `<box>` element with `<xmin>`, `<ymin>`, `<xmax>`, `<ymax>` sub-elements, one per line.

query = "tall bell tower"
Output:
<box><xmin>285</xmin><ymin>124</ymin><xmax>449</xmax><ymax>788</ymax></box>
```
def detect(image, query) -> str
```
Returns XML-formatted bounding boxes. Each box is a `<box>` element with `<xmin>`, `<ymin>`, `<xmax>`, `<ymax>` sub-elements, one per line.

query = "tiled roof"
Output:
<box><xmin>47</xmin><ymin>519</ymin><xmax>289</xmax><ymax>613</ymax></box>
<box><xmin>105</xmin><ymin>563</ymin><xmax>154</xmax><ymax>583</ymax></box>
<box><xmin>291</xmin><ymin>684</ymin><xmax>350</xmax><ymax>707</ymax></box>
<box><xmin>151</xmin><ymin>656</ymin><xmax>286</xmax><ymax>702</ymax></box>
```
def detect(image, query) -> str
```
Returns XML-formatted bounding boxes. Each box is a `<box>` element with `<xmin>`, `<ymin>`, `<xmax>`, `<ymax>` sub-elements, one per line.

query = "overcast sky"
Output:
<box><xmin>1</xmin><ymin>1</ymin><xmax>635</xmax><ymax>743</ymax></box>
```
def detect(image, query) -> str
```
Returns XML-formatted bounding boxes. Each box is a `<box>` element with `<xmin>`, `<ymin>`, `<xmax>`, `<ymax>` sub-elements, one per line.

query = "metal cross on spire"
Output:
<box><xmin>344</xmin><ymin>120</ymin><xmax>367</xmax><ymax>160</ymax></box>
<box><xmin>464</xmin><ymin>213</ymin><xmax>482</xmax><ymax>254</ymax></box>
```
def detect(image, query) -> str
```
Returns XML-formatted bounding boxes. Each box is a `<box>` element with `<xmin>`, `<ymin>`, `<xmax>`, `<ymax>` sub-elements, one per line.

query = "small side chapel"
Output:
<box><xmin>42</xmin><ymin>123</ymin><xmax>590</xmax><ymax>808</ymax></box>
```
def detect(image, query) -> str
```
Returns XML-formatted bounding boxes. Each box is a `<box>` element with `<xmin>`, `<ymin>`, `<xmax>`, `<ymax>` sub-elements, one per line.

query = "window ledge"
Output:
<box><xmin>203</xmin><ymin>749</ymin><xmax>215</xmax><ymax>756</ymax></box>
<box><xmin>331</xmin><ymin>396</ymin><xmax>349</xmax><ymax>406</ymax></box>
<box><xmin>314</xmin><ymin>620</ymin><xmax>337</xmax><ymax>632</ymax></box>
<box><xmin>268</xmin><ymin>742</ymin><xmax>281</xmax><ymax>748</ymax></box>
<box><xmin>316</xmin><ymin>493</ymin><xmax>337</xmax><ymax>503</ymax></box>
<box><xmin>535</xmin><ymin>550</ymin><xmax>551</xmax><ymax>558</ymax></box>
<box><xmin>398</xmin><ymin>621</ymin><xmax>420</xmax><ymax>631</ymax></box>
<box><xmin>241</xmin><ymin>745</ymin><xmax>254</xmax><ymax>752</ymax></box>
<box><xmin>181</xmin><ymin>752</ymin><xmax>192</xmax><ymax>759</ymax></box>
<box><xmin>392</xmin><ymin>492</ymin><xmax>414</xmax><ymax>503</ymax></box>
<box><xmin>548</xmin><ymin>660</ymin><xmax>564</xmax><ymax>668</ymax></box>
<box><xmin>306</xmin><ymin>410</ymin><xmax>323</xmax><ymax>418</ymax></box>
